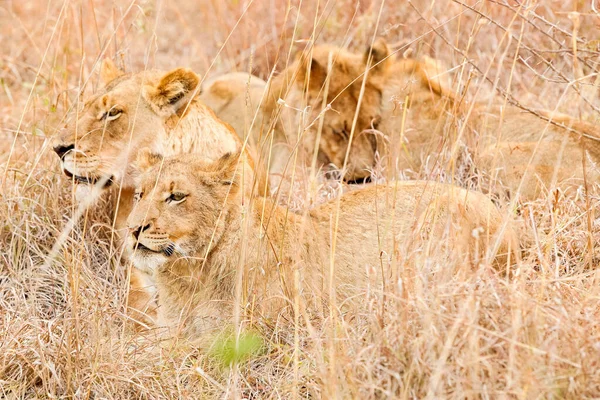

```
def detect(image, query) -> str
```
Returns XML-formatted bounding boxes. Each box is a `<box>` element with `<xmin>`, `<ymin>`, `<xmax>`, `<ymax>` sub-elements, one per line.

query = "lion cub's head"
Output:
<box><xmin>268</xmin><ymin>38</ymin><xmax>393</xmax><ymax>182</ymax></box>
<box><xmin>126</xmin><ymin>149</ymin><xmax>242</xmax><ymax>275</ymax></box>
<box><xmin>53</xmin><ymin>60</ymin><xmax>200</xmax><ymax>189</ymax></box>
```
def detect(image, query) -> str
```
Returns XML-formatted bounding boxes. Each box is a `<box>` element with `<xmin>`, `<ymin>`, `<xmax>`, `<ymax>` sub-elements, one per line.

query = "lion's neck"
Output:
<box><xmin>154</xmin><ymin>201</ymin><xmax>260</xmax><ymax>334</ymax></box>
<box><xmin>155</xmin><ymin>254</ymin><xmax>231</xmax><ymax>335</ymax></box>
<box><xmin>159</xmin><ymin>98</ymin><xmax>241</xmax><ymax>161</ymax></box>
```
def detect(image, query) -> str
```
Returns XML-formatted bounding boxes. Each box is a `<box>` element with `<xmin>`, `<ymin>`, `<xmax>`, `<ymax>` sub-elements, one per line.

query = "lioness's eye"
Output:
<box><xmin>134</xmin><ymin>192</ymin><xmax>143</xmax><ymax>202</ymax></box>
<box><xmin>101</xmin><ymin>108</ymin><xmax>122</xmax><ymax>121</ymax></box>
<box><xmin>167</xmin><ymin>192</ymin><xmax>187</xmax><ymax>204</ymax></box>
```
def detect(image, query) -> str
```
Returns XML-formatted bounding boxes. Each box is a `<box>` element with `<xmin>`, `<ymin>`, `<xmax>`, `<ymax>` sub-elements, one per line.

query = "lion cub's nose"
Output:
<box><xmin>53</xmin><ymin>144</ymin><xmax>74</xmax><ymax>159</ymax></box>
<box><xmin>132</xmin><ymin>223</ymin><xmax>152</xmax><ymax>240</ymax></box>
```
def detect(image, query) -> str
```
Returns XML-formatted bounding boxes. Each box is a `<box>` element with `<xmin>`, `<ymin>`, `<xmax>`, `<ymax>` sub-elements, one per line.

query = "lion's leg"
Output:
<box><xmin>126</xmin><ymin>269</ymin><xmax>157</xmax><ymax>328</ymax></box>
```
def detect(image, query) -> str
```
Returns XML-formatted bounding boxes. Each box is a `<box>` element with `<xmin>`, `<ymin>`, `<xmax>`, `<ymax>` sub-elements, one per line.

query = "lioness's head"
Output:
<box><xmin>269</xmin><ymin>38</ymin><xmax>393</xmax><ymax>182</ymax></box>
<box><xmin>126</xmin><ymin>149</ymin><xmax>242</xmax><ymax>275</ymax></box>
<box><xmin>53</xmin><ymin>59</ymin><xmax>201</xmax><ymax>189</ymax></box>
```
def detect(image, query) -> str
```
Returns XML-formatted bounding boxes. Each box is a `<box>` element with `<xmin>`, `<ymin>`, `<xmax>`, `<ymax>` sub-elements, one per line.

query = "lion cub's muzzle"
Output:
<box><xmin>130</xmin><ymin>224</ymin><xmax>175</xmax><ymax>257</ymax></box>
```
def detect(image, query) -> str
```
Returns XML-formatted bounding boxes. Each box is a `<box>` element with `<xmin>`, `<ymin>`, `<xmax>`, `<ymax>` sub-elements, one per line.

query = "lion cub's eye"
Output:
<box><xmin>101</xmin><ymin>108</ymin><xmax>122</xmax><ymax>122</ymax></box>
<box><xmin>167</xmin><ymin>192</ymin><xmax>187</xmax><ymax>204</ymax></box>
<box><xmin>134</xmin><ymin>191</ymin><xmax>143</xmax><ymax>202</ymax></box>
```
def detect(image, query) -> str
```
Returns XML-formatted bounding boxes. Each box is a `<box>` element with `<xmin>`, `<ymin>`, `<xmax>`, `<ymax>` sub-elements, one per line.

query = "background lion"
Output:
<box><xmin>201</xmin><ymin>40</ymin><xmax>394</xmax><ymax>186</ymax></box>
<box><xmin>202</xmin><ymin>39</ymin><xmax>600</xmax><ymax>200</ymax></box>
<box><xmin>126</xmin><ymin>150</ymin><xmax>518</xmax><ymax>337</ymax></box>
<box><xmin>316</xmin><ymin>40</ymin><xmax>600</xmax><ymax>199</ymax></box>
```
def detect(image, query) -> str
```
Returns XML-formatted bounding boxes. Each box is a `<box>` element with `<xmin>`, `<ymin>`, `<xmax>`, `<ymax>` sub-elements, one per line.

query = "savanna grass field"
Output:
<box><xmin>3</xmin><ymin>0</ymin><xmax>600</xmax><ymax>398</ymax></box>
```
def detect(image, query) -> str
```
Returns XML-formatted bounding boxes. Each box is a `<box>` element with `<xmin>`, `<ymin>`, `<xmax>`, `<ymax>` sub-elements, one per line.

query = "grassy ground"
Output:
<box><xmin>2</xmin><ymin>0</ymin><xmax>600</xmax><ymax>398</ymax></box>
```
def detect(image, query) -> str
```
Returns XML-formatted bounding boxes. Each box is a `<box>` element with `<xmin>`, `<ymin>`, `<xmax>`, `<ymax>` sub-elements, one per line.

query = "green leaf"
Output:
<box><xmin>209</xmin><ymin>330</ymin><xmax>263</xmax><ymax>367</ymax></box>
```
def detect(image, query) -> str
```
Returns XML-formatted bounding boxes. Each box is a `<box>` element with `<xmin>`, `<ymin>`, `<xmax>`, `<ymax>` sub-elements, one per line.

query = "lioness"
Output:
<box><xmin>126</xmin><ymin>150</ymin><xmax>517</xmax><ymax>337</ymax></box>
<box><xmin>52</xmin><ymin>60</ymin><xmax>266</xmax><ymax>323</ymax></box>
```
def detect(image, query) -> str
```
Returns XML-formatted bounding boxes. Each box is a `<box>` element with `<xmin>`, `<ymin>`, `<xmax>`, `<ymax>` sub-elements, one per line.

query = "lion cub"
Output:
<box><xmin>126</xmin><ymin>150</ymin><xmax>517</xmax><ymax>337</ymax></box>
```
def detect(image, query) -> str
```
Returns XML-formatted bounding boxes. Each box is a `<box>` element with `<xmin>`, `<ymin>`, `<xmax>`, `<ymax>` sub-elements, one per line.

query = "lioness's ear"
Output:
<box><xmin>364</xmin><ymin>38</ymin><xmax>391</xmax><ymax>73</ymax></box>
<box><xmin>136</xmin><ymin>148</ymin><xmax>164</xmax><ymax>173</ymax></box>
<box><xmin>143</xmin><ymin>68</ymin><xmax>200</xmax><ymax>117</ymax></box>
<box><xmin>214</xmin><ymin>152</ymin><xmax>242</xmax><ymax>186</ymax></box>
<box><xmin>296</xmin><ymin>53</ymin><xmax>327</xmax><ymax>86</ymax></box>
<box><xmin>308</xmin><ymin>57</ymin><xmax>327</xmax><ymax>80</ymax></box>
<box><xmin>100</xmin><ymin>58</ymin><xmax>125</xmax><ymax>85</ymax></box>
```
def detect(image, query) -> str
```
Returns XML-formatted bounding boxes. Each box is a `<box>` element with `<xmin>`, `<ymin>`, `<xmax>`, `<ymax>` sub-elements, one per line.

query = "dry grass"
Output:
<box><xmin>2</xmin><ymin>0</ymin><xmax>600</xmax><ymax>398</ymax></box>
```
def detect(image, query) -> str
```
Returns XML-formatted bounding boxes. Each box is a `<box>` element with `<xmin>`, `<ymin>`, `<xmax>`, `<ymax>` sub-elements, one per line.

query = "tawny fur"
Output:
<box><xmin>200</xmin><ymin>72</ymin><xmax>268</xmax><ymax>142</ymax></box>
<box><xmin>126</xmin><ymin>152</ymin><xmax>518</xmax><ymax>338</ymax></box>
<box><xmin>52</xmin><ymin>60</ymin><xmax>268</xmax><ymax>324</ymax></box>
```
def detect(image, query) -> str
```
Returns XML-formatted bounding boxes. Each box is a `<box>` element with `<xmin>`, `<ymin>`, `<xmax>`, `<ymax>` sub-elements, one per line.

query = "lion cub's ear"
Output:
<box><xmin>214</xmin><ymin>152</ymin><xmax>243</xmax><ymax>186</ymax></box>
<box><xmin>136</xmin><ymin>148</ymin><xmax>164</xmax><ymax>173</ymax></box>
<box><xmin>143</xmin><ymin>68</ymin><xmax>200</xmax><ymax>117</ymax></box>
<box><xmin>100</xmin><ymin>58</ymin><xmax>125</xmax><ymax>85</ymax></box>
<box><xmin>364</xmin><ymin>38</ymin><xmax>392</xmax><ymax>73</ymax></box>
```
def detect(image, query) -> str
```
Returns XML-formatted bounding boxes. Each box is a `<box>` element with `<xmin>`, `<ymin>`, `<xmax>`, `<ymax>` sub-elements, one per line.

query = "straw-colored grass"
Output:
<box><xmin>2</xmin><ymin>0</ymin><xmax>600</xmax><ymax>398</ymax></box>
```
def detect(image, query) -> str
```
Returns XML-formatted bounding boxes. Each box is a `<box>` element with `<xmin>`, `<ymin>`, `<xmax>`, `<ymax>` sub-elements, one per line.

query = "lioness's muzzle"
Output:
<box><xmin>53</xmin><ymin>144</ymin><xmax>74</xmax><ymax>159</ymax></box>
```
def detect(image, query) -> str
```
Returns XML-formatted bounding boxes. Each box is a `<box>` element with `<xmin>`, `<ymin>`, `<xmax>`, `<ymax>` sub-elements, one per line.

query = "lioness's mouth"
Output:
<box><xmin>133</xmin><ymin>241</ymin><xmax>175</xmax><ymax>257</ymax></box>
<box><xmin>63</xmin><ymin>169</ymin><xmax>114</xmax><ymax>188</ymax></box>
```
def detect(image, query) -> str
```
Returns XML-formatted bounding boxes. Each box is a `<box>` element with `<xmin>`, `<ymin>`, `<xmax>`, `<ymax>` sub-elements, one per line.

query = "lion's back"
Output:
<box><xmin>200</xmin><ymin>72</ymin><xmax>268</xmax><ymax>140</ymax></box>
<box><xmin>311</xmin><ymin>181</ymin><xmax>515</xmax><ymax>276</ymax></box>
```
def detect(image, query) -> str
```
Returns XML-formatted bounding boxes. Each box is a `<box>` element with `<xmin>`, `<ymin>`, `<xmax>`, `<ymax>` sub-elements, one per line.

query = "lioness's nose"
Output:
<box><xmin>53</xmin><ymin>144</ymin><xmax>74</xmax><ymax>159</ymax></box>
<box><xmin>132</xmin><ymin>223</ymin><xmax>152</xmax><ymax>240</ymax></box>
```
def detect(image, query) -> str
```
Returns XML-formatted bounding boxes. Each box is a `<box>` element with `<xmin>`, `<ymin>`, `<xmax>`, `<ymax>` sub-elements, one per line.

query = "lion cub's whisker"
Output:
<box><xmin>163</xmin><ymin>243</ymin><xmax>175</xmax><ymax>257</ymax></box>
